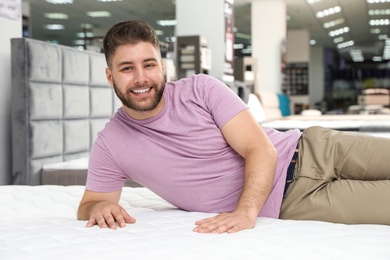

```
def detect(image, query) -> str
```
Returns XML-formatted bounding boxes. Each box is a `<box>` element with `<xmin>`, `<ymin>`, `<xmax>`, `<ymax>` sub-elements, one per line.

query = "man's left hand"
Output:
<box><xmin>193</xmin><ymin>211</ymin><xmax>256</xmax><ymax>234</ymax></box>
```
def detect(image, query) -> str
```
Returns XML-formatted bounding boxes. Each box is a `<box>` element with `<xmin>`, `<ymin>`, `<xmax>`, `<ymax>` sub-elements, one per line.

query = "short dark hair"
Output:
<box><xmin>103</xmin><ymin>20</ymin><xmax>160</xmax><ymax>67</ymax></box>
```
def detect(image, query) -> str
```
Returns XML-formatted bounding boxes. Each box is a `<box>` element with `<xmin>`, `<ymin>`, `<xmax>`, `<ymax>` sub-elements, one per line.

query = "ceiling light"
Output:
<box><xmin>235</xmin><ymin>32</ymin><xmax>251</xmax><ymax>40</ymax></box>
<box><xmin>370</xmin><ymin>28</ymin><xmax>381</xmax><ymax>34</ymax></box>
<box><xmin>155</xmin><ymin>30</ymin><xmax>164</xmax><ymax>36</ymax></box>
<box><xmin>81</xmin><ymin>23</ymin><xmax>93</xmax><ymax>29</ymax></box>
<box><xmin>368</xmin><ymin>9</ymin><xmax>390</xmax><ymax>15</ymax></box>
<box><xmin>349</xmin><ymin>50</ymin><xmax>364</xmax><ymax>62</ymax></box>
<box><xmin>369</xmin><ymin>19</ymin><xmax>390</xmax><ymax>26</ymax></box>
<box><xmin>316</xmin><ymin>6</ymin><xmax>341</xmax><ymax>19</ymax></box>
<box><xmin>379</xmin><ymin>34</ymin><xmax>389</xmax><ymax>40</ymax></box>
<box><xmin>323</xmin><ymin>18</ymin><xmax>344</xmax><ymax>29</ymax></box>
<box><xmin>367</xmin><ymin>0</ymin><xmax>390</xmax><ymax>3</ymax></box>
<box><xmin>45</xmin><ymin>24</ymin><xmax>65</xmax><ymax>30</ymax></box>
<box><xmin>329</xmin><ymin>27</ymin><xmax>350</xmax><ymax>37</ymax></box>
<box><xmin>156</xmin><ymin>20</ymin><xmax>177</xmax><ymax>26</ymax></box>
<box><xmin>333</xmin><ymin>37</ymin><xmax>344</xmax><ymax>43</ymax></box>
<box><xmin>86</xmin><ymin>11</ymin><xmax>111</xmax><ymax>17</ymax></box>
<box><xmin>372</xmin><ymin>56</ymin><xmax>383</xmax><ymax>62</ymax></box>
<box><xmin>383</xmin><ymin>41</ymin><xmax>390</xmax><ymax>60</ymax></box>
<box><xmin>44</xmin><ymin>13</ymin><xmax>68</xmax><ymax>19</ymax></box>
<box><xmin>337</xmin><ymin>40</ymin><xmax>354</xmax><ymax>49</ymax></box>
<box><xmin>306</xmin><ymin>0</ymin><xmax>322</xmax><ymax>4</ymax></box>
<box><xmin>76</xmin><ymin>32</ymin><xmax>95</xmax><ymax>38</ymax></box>
<box><xmin>234</xmin><ymin>43</ymin><xmax>244</xmax><ymax>49</ymax></box>
<box><xmin>310</xmin><ymin>39</ymin><xmax>316</xmax><ymax>45</ymax></box>
<box><xmin>74</xmin><ymin>40</ymin><xmax>85</xmax><ymax>45</ymax></box>
<box><xmin>45</xmin><ymin>0</ymin><xmax>73</xmax><ymax>4</ymax></box>
<box><xmin>241</xmin><ymin>48</ymin><xmax>252</xmax><ymax>54</ymax></box>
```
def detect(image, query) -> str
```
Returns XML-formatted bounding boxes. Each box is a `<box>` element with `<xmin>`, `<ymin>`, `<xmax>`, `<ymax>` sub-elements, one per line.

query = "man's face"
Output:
<box><xmin>106</xmin><ymin>42</ymin><xmax>166</xmax><ymax>119</ymax></box>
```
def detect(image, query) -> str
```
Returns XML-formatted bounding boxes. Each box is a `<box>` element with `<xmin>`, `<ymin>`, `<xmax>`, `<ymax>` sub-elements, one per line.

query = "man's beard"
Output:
<box><xmin>113</xmin><ymin>79</ymin><xmax>165</xmax><ymax>112</ymax></box>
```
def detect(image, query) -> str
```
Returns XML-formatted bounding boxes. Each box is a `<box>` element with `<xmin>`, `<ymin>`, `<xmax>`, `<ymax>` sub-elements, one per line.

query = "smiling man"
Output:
<box><xmin>78</xmin><ymin>20</ymin><xmax>390</xmax><ymax>233</ymax></box>
<box><xmin>77</xmin><ymin>20</ymin><xmax>284</xmax><ymax>233</ymax></box>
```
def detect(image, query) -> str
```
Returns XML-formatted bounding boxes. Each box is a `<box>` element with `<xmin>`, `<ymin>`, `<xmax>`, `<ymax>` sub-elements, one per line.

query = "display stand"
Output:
<box><xmin>282</xmin><ymin>62</ymin><xmax>309</xmax><ymax>95</ymax></box>
<box><xmin>176</xmin><ymin>35</ymin><xmax>211</xmax><ymax>79</ymax></box>
<box><xmin>234</xmin><ymin>57</ymin><xmax>256</xmax><ymax>91</ymax></box>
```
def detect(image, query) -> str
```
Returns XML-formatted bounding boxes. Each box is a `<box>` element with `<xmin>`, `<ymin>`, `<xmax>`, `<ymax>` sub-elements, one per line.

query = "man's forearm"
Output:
<box><xmin>235</xmin><ymin>145</ymin><xmax>277</xmax><ymax>219</ymax></box>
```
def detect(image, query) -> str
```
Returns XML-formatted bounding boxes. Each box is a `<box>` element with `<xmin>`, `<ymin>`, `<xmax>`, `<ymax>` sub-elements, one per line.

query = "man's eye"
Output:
<box><xmin>122</xmin><ymin>67</ymin><xmax>132</xmax><ymax>71</ymax></box>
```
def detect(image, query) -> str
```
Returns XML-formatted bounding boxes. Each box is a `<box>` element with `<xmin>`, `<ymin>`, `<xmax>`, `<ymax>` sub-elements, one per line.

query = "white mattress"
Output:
<box><xmin>42</xmin><ymin>157</ymin><xmax>89</xmax><ymax>171</ymax></box>
<box><xmin>1</xmin><ymin>185</ymin><xmax>390</xmax><ymax>260</ymax></box>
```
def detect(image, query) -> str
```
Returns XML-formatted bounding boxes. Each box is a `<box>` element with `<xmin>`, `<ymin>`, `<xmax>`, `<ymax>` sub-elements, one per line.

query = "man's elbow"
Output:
<box><xmin>267</xmin><ymin>143</ymin><xmax>278</xmax><ymax>166</ymax></box>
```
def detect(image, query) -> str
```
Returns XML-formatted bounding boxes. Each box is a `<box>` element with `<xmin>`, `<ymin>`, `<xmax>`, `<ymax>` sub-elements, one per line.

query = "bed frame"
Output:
<box><xmin>11</xmin><ymin>38</ymin><xmax>121</xmax><ymax>185</ymax></box>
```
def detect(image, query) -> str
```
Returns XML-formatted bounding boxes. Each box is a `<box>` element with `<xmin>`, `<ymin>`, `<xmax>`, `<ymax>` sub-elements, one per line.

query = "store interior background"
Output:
<box><xmin>0</xmin><ymin>0</ymin><xmax>389</xmax><ymax>184</ymax></box>
<box><xmin>20</xmin><ymin>0</ymin><xmax>390</xmax><ymax>113</ymax></box>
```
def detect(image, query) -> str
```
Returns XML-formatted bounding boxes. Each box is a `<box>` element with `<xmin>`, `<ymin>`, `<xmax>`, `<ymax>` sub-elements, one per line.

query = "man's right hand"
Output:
<box><xmin>78</xmin><ymin>189</ymin><xmax>136</xmax><ymax>230</ymax></box>
<box><xmin>86</xmin><ymin>201</ymin><xmax>136</xmax><ymax>229</ymax></box>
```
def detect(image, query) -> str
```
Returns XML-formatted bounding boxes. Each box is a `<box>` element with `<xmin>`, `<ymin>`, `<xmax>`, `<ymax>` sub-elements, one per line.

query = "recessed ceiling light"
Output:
<box><xmin>81</xmin><ymin>23</ymin><xmax>93</xmax><ymax>29</ymax></box>
<box><xmin>44</xmin><ymin>13</ymin><xmax>68</xmax><ymax>19</ymax></box>
<box><xmin>333</xmin><ymin>37</ymin><xmax>344</xmax><ymax>43</ymax></box>
<box><xmin>368</xmin><ymin>9</ymin><xmax>390</xmax><ymax>15</ymax></box>
<box><xmin>337</xmin><ymin>40</ymin><xmax>354</xmax><ymax>49</ymax></box>
<box><xmin>367</xmin><ymin>0</ymin><xmax>390</xmax><ymax>3</ymax></box>
<box><xmin>323</xmin><ymin>18</ymin><xmax>344</xmax><ymax>29</ymax></box>
<box><xmin>383</xmin><ymin>46</ymin><xmax>390</xmax><ymax>60</ymax></box>
<box><xmin>234</xmin><ymin>43</ymin><xmax>244</xmax><ymax>49</ymax></box>
<box><xmin>235</xmin><ymin>32</ymin><xmax>251</xmax><ymax>40</ymax></box>
<box><xmin>45</xmin><ymin>0</ymin><xmax>73</xmax><ymax>4</ymax></box>
<box><xmin>86</xmin><ymin>11</ymin><xmax>111</xmax><ymax>17</ymax></box>
<box><xmin>76</xmin><ymin>32</ymin><xmax>95</xmax><ymax>38</ymax></box>
<box><xmin>45</xmin><ymin>24</ymin><xmax>65</xmax><ymax>30</ymax></box>
<box><xmin>74</xmin><ymin>40</ymin><xmax>85</xmax><ymax>45</ymax></box>
<box><xmin>316</xmin><ymin>6</ymin><xmax>342</xmax><ymax>19</ymax></box>
<box><xmin>349</xmin><ymin>50</ymin><xmax>364</xmax><ymax>62</ymax></box>
<box><xmin>369</xmin><ymin>19</ymin><xmax>390</xmax><ymax>26</ymax></box>
<box><xmin>329</xmin><ymin>27</ymin><xmax>350</xmax><ymax>37</ymax></box>
<box><xmin>156</xmin><ymin>20</ymin><xmax>177</xmax><ymax>26</ymax></box>
<box><xmin>306</xmin><ymin>0</ymin><xmax>322</xmax><ymax>4</ymax></box>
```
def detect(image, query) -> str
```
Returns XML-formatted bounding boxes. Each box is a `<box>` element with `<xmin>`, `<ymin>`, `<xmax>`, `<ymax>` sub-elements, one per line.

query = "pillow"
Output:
<box><xmin>247</xmin><ymin>93</ymin><xmax>266</xmax><ymax>122</ymax></box>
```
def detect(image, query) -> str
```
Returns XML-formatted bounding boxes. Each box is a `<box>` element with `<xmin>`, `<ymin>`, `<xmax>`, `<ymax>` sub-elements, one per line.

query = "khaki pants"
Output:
<box><xmin>280</xmin><ymin>126</ymin><xmax>390</xmax><ymax>225</ymax></box>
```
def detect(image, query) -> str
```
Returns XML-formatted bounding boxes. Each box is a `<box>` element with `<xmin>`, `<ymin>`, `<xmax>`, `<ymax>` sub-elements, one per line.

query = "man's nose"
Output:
<box><xmin>133</xmin><ymin>69</ymin><xmax>146</xmax><ymax>84</ymax></box>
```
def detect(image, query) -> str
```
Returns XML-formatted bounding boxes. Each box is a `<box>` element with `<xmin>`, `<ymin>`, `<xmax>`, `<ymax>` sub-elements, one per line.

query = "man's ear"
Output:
<box><xmin>106</xmin><ymin>67</ymin><xmax>113</xmax><ymax>87</ymax></box>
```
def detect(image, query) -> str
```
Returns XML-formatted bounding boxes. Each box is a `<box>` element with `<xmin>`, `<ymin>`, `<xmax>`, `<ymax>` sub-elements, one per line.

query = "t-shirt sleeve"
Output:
<box><xmin>195</xmin><ymin>75</ymin><xmax>248</xmax><ymax>129</ymax></box>
<box><xmin>85</xmin><ymin>134</ymin><xmax>127</xmax><ymax>192</ymax></box>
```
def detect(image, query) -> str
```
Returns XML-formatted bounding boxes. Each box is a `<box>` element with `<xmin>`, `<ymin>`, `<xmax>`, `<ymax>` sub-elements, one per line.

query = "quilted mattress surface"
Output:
<box><xmin>1</xmin><ymin>185</ymin><xmax>390</xmax><ymax>260</ymax></box>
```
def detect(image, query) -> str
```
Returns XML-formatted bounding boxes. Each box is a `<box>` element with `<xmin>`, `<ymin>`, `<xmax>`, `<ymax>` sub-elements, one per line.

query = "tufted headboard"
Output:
<box><xmin>11</xmin><ymin>38</ymin><xmax>121</xmax><ymax>185</ymax></box>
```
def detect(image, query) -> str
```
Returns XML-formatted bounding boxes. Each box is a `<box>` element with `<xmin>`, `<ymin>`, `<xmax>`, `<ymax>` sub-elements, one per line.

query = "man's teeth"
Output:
<box><xmin>132</xmin><ymin>88</ymin><xmax>150</xmax><ymax>94</ymax></box>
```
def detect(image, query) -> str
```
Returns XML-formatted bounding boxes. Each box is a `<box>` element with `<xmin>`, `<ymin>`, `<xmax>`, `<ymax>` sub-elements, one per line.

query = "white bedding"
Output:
<box><xmin>1</xmin><ymin>185</ymin><xmax>389</xmax><ymax>260</ymax></box>
<box><xmin>42</xmin><ymin>158</ymin><xmax>89</xmax><ymax>171</ymax></box>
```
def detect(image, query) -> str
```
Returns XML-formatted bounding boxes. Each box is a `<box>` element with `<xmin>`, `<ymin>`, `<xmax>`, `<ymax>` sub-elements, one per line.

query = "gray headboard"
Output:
<box><xmin>11</xmin><ymin>38</ymin><xmax>121</xmax><ymax>185</ymax></box>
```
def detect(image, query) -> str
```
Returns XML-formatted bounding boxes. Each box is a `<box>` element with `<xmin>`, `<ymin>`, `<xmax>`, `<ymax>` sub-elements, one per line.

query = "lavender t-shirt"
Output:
<box><xmin>86</xmin><ymin>74</ymin><xmax>301</xmax><ymax>218</ymax></box>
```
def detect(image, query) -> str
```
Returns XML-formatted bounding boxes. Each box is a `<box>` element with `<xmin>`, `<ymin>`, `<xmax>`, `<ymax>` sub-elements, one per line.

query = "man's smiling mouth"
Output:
<box><xmin>131</xmin><ymin>88</ymin><xmax>151</xmax><ymax>94</ymax></box>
